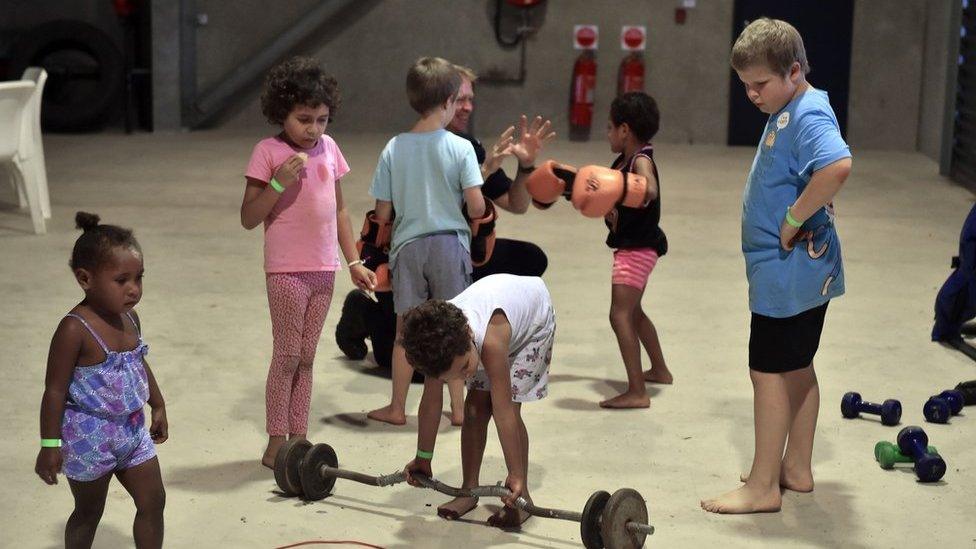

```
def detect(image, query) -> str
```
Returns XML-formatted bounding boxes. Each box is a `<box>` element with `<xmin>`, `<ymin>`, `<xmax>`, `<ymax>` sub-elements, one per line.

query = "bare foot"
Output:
<box><xmin>487</xmin><ymin>506</ymin><xmax>531</xmax><ymax>529</ymax></box>
<box><xmin>262</xmin><ymin>436</ymin><xmax>286</xmax><ymax>469</ymax></box>
<box><xmin>700</xmin><ymin>483</ymin><xmax>782</xmax><ymax>514</ymax></box>
<box><xmin>740</xmin><ymin>466</ymin><xmax>814</xmax><ymax>493</ymax></box>
<box><xmin>643</xmin><ymin>368</ymin><xmax>673</xmax><ymax>384</ymax></box>
<box><xmin>437</xmin><ymin>496</ymin><xmax>479</xmax><ymax>520</ymax></box>
<box><xmin>367</xmin><ymin>405</ymin><xmax>407</xmax><ymax>425</ymax></box>
<box><xmin>599</xmin><ymin>392</ymin><xmax>650</xmax><ymax>409</ymax></box>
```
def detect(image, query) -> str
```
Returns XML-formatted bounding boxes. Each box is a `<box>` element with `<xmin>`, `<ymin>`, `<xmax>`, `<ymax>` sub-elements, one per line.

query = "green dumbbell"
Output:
<box><xmin>874</xmin><ymin>441</ymin><xmax>938</xmax><ymax>469</ymax></box>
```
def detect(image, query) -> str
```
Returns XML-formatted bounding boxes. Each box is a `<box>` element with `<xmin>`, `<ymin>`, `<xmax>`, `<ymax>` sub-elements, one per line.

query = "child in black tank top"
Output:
<box><xmin>599</xmin><ymin>92</ymin><xmax>674</xmax><ymax>409</ymax></box>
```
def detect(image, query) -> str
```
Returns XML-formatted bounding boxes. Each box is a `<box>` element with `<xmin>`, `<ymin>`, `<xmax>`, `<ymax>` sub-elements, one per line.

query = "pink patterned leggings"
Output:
<box><xmin>265</xmin><ymin>271</ymin><xmax>335</xmax><ymax>436</ymax></box>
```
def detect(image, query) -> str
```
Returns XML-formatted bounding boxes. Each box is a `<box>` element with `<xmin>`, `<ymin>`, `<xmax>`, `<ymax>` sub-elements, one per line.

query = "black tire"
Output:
<box><xmin>10</xmin><ymin>20</ymin><xmax>124</xmax><ymax>131</ymax></box>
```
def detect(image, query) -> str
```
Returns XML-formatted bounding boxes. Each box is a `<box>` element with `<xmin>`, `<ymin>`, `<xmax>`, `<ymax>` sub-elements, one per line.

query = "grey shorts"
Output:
<box><xmin>391</xmin><ymin>233</ymin><xmax>472</xmax><ymax>314</ymax></box>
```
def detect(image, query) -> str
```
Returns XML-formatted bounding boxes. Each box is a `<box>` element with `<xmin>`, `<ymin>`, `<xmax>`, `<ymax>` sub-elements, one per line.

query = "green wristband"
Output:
<box><xmin>416</xmin><ymin>449</ymin><xmax>433</xmax><ymax>460</ymax></box>
<box><xmin>269</xmin><ymin>178</ymin><xmax>285</xmax><ymax>193</ymax></box>
<box><xmin>41</xmin><ymin>438</ymin><xmax>61</xmax><ymax>448</ymax></box>
<box><xmin>785</xmin><ymin>207</ymin><xmax>804</xmax><ymax>228</ymax></box>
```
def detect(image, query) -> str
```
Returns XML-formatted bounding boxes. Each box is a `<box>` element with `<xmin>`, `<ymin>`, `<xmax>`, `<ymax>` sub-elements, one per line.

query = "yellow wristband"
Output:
<box><xmin>41</xmin><ymin>438</ymin><xmax>61</xmax><ymax>448</ymax></box>
<box><xmin>785</xmin><ymin>207</ymin><xmax>803</xmax><ymax>228</ymax></box>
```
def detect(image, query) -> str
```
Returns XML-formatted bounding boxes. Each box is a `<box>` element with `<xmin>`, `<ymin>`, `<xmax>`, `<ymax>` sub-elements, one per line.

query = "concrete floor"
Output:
<box><xmin>1</xmin><ymin>130</ymin><xmax>974</xmax><ymax>548</ymax></box>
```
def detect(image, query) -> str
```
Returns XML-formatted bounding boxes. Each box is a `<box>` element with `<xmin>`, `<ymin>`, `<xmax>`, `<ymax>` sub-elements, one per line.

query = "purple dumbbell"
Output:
<box><xmin>841</xmin><ymin>392</ymin><xmax>901</xmax><ymax>426</ymax></box>
<box><xmin>923</xmin><ymin>390</ymin><xmax>965</xmax><ymax>424</ymax></box>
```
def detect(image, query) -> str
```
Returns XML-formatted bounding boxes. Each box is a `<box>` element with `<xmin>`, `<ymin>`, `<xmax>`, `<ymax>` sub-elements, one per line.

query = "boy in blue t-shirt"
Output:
<box><xmin>701</xmin><ymin>18</ymin><xmax>853</xmax><ymax>514</ymax></box>
<box><xmin>366</xmin><ymin>57</ymin><xmax>486</xmax><ymax>426</ymax></box>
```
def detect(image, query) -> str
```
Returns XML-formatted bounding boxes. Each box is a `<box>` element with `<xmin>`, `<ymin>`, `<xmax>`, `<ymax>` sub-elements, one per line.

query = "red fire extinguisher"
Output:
<box><xmin>618</xmin><ymin>52</ymin><xmax>645</xmax><ymax>96</ymax></box>
<box><xmin>570</xmin><ymin>50</ymin><xmax>597</xmax><ymax>133</ymax></box>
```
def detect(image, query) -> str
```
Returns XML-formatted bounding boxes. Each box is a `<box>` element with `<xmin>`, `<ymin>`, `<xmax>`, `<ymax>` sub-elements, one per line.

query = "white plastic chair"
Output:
<box><xmin>0</xmin><ymin>81</ymin><xmax>45</xmax><ymax>234</ymax></box>
<box><xmin>21</xmin><ymin>67</ymin><xmax>50</xmax><ymax>219</ymax></box>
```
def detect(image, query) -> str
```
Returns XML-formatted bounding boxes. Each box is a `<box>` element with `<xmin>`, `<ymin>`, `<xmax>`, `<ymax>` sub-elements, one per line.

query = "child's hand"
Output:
<box><xmin>511</xmin><ymin>115</ymin><xmax>555</xmax><ymax>169</ymax></box>
<box><xmin>35</xmin><ymin>448</ymin><xmax>62</xmax><ymax>485</ymax></box>
<box><xmin>502</xmin><ymin>473</ymin><xmax>526</xmax><ymax>508</ymax></box>
<box><xmin>272</xmin><ymin>153</ymin><xmax>307</xmax><ymax>188</ymax></box>
<box><xmin>150</xmin><ymin>405</ymin><xmax>169</xmax><ymax>444</ymax></box>
<box><xmin>779</xmin><ymin>217</ymin><xmax>802</xmax><ymax>251</ymax></box>
<box><xmin>403</xmin><ymin>458</ymin><xmax>433</xmax><ymax>488</ymax></box>
<box><xmin>350</xmin><ymin>263</ymin><xmax>376</xmax><ymax>292</ymax></box>
<box><xmin>483</xmin><ymin>126</ymin><xmax>516</xmax><ymax>176</ymax></box>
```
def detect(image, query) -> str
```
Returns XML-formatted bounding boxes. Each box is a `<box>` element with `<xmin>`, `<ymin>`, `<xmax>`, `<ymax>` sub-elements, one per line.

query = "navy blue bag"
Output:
<box><xmin>933</xmin><ymin>203</ymin><xmax>976</xmax><ymax>360</ymax></box>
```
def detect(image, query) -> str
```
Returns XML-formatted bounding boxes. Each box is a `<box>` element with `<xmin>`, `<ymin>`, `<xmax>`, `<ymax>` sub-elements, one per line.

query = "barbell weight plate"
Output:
<box><xmin>581</xmin><ymin>490</ymin><xmax>611</xmax><ymax>549</ymax></box>
<box><xmin>300</xmin><ymin>443</ymin><xmax>339</xmax><ymax>501</ymax></box>
<box><xmin>274</xmin><ymin>438</ymin><xmax>312</xmax><ymax>497</ymax></box>
<box><xmin>601</xmin><ymin>488</ymin><xmax>649</xmax><ymax>549</ymax></box>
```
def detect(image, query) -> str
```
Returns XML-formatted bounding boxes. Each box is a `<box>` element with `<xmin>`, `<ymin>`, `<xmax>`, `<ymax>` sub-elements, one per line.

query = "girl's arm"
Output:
<box><xmin>131</xmin><ymin>311</ymin><xmax>168</xmax><ymax>443</ymax></box>
<box><xmin>632</xmin><ymin>156</ymin><xmax>659</xmax><ymax>203</ymax></box>
<box><xmin>35</xmin><ymin>318</ymin><xmax>83</xmax><ymax>484</ymax></box>
<box><xmin>240</xmin><ymin>154</ymin><xmax>306</xmax><ymax>229</ymax></box>
<box><xmin>240</xmin><ymin>177</ymin><xmax>280</xmax><ymax>230</ymax></box>
<box><xmin>335</xmin><ymin>181</ymin><xmax>376</xmax><ymax>291</ymax></box>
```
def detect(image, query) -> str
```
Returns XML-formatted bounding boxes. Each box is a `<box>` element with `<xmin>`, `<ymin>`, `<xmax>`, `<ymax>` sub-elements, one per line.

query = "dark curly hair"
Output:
<box><xmin>70</xmin><ymin>212</ymin><xmax>141</xmax><ymax>272</ymax></box>
<box><xmin>401</xmin><ymin>300</ymin><xmax>472</xmax><ymax>378</ymax></box>
<box><xmin>610</xmin><ymin>91</ymin><xmax>660</xmax><ymax>143</ymax></box>
<box><xmin>260</xmin><ymin>56</ymin><xmax>340</xmax><ymax>125</ymax></box>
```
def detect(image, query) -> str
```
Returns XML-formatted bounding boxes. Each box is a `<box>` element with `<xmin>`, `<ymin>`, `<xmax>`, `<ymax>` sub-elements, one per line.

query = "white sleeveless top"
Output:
<box><xmin>449</xmin><ymin>274</ymin><xmax>554</xmax><ymax>362</ymax></box>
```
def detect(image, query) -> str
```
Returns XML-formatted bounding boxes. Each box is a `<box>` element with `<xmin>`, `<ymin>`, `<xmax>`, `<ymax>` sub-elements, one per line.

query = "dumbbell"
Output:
<box><xmin>874</xmin><ymin>441</ymin><xmax>938</xmax><ymax>470</ymax></box>
<box><xmin>895</xmin><ymin>426</ymin><xmax>947</xmax><ymax>482</ymax></box>
<box><xmin>952</xmin><ymin>380</ymin><xmax>976</xmax><ymax>406</ymax></box>
<box><xmin>923</xmin><ymin>390</ymin><xmax>964</xmax><ymax>424</ymax></box>
<box><xmin>840</xmin><ymin>392</ymin><xmax>901</xmax><ymax>426</ymax></box>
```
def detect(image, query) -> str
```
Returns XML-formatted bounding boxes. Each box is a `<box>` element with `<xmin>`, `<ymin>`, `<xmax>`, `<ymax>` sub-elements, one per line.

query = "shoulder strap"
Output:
<box><xmin>64</xmin><ymin>313</ymin><xmax>110</xmax><ymax>353</ymax></box>
<box><xmin>125</xmin><ymin>312</ymin><xmax>141</xmax><ymax>336</ymax></box>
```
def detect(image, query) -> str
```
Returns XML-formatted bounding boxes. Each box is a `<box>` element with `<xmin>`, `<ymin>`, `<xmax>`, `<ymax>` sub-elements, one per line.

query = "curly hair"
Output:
<box><xmin>70</xmin><ymin>211</ymin><xmax>141</xmax><ymax>272</ymax></box>
<box><xmin>401</xmin><ymin>300</ymin><xmax>472</xmax><ymax>378</ymax></box>
<box><xmin>610</xmin><ymin>92</ymin><xmax>660</xmax><ymax>143</ymax></box>
<box><xmin>260</xmin><ymin>56</ymin><xmax>340</xmax><ymax>125</ymax></box>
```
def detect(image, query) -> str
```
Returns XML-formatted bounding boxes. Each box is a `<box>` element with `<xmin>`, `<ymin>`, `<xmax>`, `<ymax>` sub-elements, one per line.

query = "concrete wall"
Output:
<box><xmin>848</xmin><ymin>0</ymin><xmax>927</xmax><ymax>151</ymax></box>
<box><xmin>197</xmin><ymin>0</ymin><xmax>734</xmax><ymax>144</ymax></box>
<box><xmin>917</xmin><ymin>0</ymin><xmax>953</xmax><ymax>162</ymax></box>
<box><xmin>8</xmin><ymin>0</ymin><xmax>957</xmax><ymax>154</ymax></box>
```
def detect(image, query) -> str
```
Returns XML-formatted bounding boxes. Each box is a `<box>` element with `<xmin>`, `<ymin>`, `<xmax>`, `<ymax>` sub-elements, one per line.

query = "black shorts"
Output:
<box><xmin>749</xmin><ymin>302</ymin><xmax>829</xmax><ymax>373</ymax></box>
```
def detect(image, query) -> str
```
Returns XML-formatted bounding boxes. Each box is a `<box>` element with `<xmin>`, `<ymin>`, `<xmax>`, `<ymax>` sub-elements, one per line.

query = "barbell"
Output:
<box><xmin>274</xmin><ymin>438</ymin><xmax>654</xmax><ymax>549</ymax></box>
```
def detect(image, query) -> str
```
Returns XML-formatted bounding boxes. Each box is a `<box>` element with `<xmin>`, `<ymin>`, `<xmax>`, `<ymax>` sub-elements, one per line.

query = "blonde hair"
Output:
<box><xmin>453</xmin><ymin>64</ymin><xmax>478</xmax><ymax>84</ymax></box>
<box><xmin>406</xmin><ymin>57</ymin><xmax>461</xmax><ymax>115</ymax></box>
<box><xmin>731</xmin><ymin>18</ymin><xmax>809</xmax><ymax>76</ymax></box>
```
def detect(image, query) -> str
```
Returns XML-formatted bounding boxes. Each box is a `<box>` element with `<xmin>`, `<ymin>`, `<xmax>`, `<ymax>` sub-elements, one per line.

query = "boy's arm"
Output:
<box><xmin>463</xmin><ymin>187</ymin><xmax>486</xmax><ymax>219</ymax></box>
<box><xmin>482</xmin><ymin>312</ymin><xmax>526</xmax><ymax>501</ymax></box>
<box><xmin>790</xmin><ymin>157</ymin><xmax>852</xmax><ymax>221</ymax></box>
<box><xmin>631</xmin><ymin>156</ymin><xmax>659</xmax><ymax>203</ymax></box>
<box><xmin>404</xmin><ymin>376</ymin><xmax>445</xmax><ymax>484</ymax></box>
<box><xmin>374</xmin><ymin>199</ymin><xmax>394</xmax><ymax>223</ymax></box>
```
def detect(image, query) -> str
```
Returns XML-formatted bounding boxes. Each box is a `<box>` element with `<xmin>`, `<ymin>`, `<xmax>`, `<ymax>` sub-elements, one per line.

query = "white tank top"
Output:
<box><xmin>449</xmin><ymin>274</ymin><xmax>554</xmax><ymax>361</ymax></box>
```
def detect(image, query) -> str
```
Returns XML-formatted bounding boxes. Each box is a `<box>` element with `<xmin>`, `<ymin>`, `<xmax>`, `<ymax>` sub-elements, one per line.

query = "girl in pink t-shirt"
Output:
<box><xmin>241</xmin><ymin>57</ymin><xmax>375</xmax><ymax>468</ymax></box>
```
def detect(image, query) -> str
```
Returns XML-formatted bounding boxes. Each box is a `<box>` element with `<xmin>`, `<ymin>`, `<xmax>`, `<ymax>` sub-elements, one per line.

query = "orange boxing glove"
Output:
<box><xmin>570</xmin><ymin>166</ymin><xmax>649</xmax><ymax>218</ymax></box>
<box><xmin>357</xmin><ymin>210</ymin><xmax>393</xmax><ymax>292</ymax></box>
<box><xmin>524</xmin><ymin>160</ymin><xmax>578</xmax><ymax>209</ymax></box>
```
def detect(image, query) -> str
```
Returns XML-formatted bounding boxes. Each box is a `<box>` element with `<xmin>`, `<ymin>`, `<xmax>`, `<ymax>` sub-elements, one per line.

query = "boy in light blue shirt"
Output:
<box><xmin>367</xmin><ymin>57</ymin><xmax>486</xmax><ymax>426</ymax></box>
<box><xmin>702</xmin><ymin>18</ymin><xmax>853</xmax><ymax>514</ymax></box>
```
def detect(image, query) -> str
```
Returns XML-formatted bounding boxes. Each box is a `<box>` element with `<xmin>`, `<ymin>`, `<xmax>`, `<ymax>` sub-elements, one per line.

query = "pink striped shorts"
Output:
<box><xmin>611</xmin><ymin>248</ymin><xmax>659</xmax><ymax>289</ymax></box>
